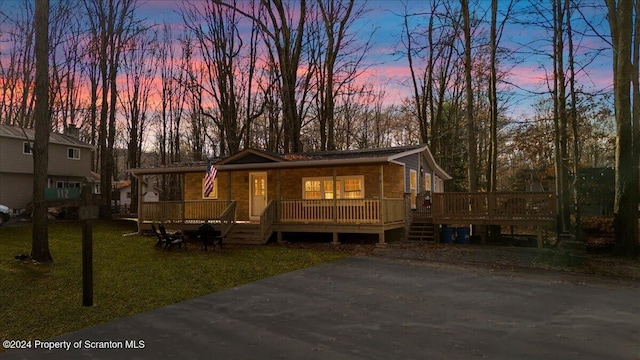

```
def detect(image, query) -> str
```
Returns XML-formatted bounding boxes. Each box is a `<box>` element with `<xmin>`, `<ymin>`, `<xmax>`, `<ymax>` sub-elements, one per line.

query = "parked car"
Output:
<box><xmin>0</xmin><ymin>204</ymin><xmax>10</xmax><ymax>225</ymax></box>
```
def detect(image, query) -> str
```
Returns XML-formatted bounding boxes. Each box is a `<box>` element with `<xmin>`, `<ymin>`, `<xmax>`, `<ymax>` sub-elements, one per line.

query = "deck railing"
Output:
<box><xmin>141</xmin><ymin>200</ymin><xmax>231</xmax><ymax>224</ymax></box>
<box><xmin>278</xmin><ymin>198</ymin><xmax>404</xmax><ymax>224</ymax></box>
<box><xmin>219</xmin><ymin>201</ymin><xmax>237</xmax><ymax>237</ymax></box>
<box><xmin>432</xmin><ymin>192</ymin><xmax>556</xmax><ymax>224</ymax></box>
<box><xmin>141</xmin><ymin>198</ymin><xmax>405</xmax><ymax>226</ymax></box>
<box><xmin>260</xmin><ymin>200</ymin><xmax>277</xmax><ymax>241</ymax></box>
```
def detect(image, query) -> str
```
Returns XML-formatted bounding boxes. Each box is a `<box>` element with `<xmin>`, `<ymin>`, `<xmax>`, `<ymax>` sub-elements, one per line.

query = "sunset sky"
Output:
<box><xmin>0</xmin><ymin>0</ymin><xmax>614</xmax><ymax>120</ymax></box>
<box><xmin>137</xmin><ymin>0</ymin><xmax>613</xmax><ymax>119</ymax></box>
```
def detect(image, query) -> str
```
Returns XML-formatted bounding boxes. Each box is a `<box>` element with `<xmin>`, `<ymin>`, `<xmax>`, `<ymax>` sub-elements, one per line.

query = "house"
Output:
<box><xmin>130</xmin><ymin>144</ymin><xmax>452</xmax><ymax>244</ymax></box>
<box><xmin>0</xmin><ymin>124</ymin><xmax>94</xmax><ymax>212</ymax></box>
<box><xmin>112</xmin><ymin>179</ymin><xmax>160</xmax><ymax>211</ymax></box>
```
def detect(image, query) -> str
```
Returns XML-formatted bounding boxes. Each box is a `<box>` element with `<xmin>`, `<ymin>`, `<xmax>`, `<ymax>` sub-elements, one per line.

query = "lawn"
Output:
<box><xmin>0</xmin><ymin>220</ymin><xmax>350</xmax><ymax>349</ymax></box>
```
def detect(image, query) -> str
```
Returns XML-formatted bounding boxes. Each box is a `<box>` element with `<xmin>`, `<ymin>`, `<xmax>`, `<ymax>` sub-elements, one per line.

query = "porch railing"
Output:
<box><xmin>219</xmin><ymin>201</ymin><xmax>237</xmax><ymax>237</ymax></box>
<box><xmin>278</xmin><ymin>198</ymin><xmax>404</xmax><ymax>224</ymax></box>
<box><xmin>431</xmin><ymin>192</ymin><xmax>556</xmax><ymax>224</ymax></box>
<box><xmin>141</xmin><ymin>200</ymin><xmax>231</xmax><ymax>224</ymax></box>
<box><xmin>260</xmin><ymin>200</ymin><xmax>277</xmax><ymax>241</ymax></box>
<box><xmin>141</xmin><ymin>198</ymin><xmax>405</xmax><ymax>226</ymax></box>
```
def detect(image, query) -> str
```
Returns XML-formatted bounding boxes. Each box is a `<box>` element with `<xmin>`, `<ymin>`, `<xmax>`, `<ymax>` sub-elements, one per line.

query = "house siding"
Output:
<box><xmin>395</xmin><ymin>153</ymin><xmax>420</xmax><ymax>193</ymax></box>
<box><xmin>0</xmin><ymin>136</ymin><xmax>91</xmax><ymax>176</ymax></box>
<box><xmin>0</xmin><ymin>173</ymin><xmax>33</xmax><ymax>209</ymax></box>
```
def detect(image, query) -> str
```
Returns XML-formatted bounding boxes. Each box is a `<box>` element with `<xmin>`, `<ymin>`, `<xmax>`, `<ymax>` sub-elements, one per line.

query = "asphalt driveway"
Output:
<box><xmin>2</xmin><ymin>256</ymin><xmax>639</xmax><ymax>359</ymax></box>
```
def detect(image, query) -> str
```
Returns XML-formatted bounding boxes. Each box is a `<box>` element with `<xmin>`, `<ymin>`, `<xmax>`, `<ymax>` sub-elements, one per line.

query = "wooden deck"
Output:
<box><xmin>431</xmin><ymin>192</ymin><xmax>556</xmax><ymax>226</ymax></box>
<box><xmin>137</xmin><ymin>192</ymin><xmax>556</xmax><ymax>244</ymax></box>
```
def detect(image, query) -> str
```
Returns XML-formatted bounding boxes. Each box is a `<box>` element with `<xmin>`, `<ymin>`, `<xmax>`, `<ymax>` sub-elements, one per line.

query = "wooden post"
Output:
<box><xmin>332</xmin><ymin>169</ymin><xmax>337</xmax><ymax>223</ymax></box>
<box><xmin>135</xmin><ymin>173</ymin><xmax>144</xmax><ymax>234</ymax></box>
<box><xmin>80</xmin><ymin>185</ymin><xmax>97</xmax><ymax>307</ymax></box>
<box><xmin>537</xmin><ymin>226</ymin><xmax>543</xmax><ymax>248</ymax></box>
<box><xmin>379</xmin><ymin>165</ymin><xmax>385</xmax><ymax>224</ymax></box>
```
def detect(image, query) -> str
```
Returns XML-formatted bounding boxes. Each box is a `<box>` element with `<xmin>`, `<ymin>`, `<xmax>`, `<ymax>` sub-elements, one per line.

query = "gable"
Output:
<box><xmin>216</xmin><ymin>149</ymin><xmax>283</xmax><ymax>165</ymax></box>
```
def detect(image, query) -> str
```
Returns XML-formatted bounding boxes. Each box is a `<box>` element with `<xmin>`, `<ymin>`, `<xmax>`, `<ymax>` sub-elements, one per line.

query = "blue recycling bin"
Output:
<box><xmin>456</xmin><ymin>227</ymin><xmax>470</xmax><ymax>244</ymax></box>
<box><xmin>442</xmin><ymin>226</ymin><xmax>455</xmax><ymax>244</ymax></box>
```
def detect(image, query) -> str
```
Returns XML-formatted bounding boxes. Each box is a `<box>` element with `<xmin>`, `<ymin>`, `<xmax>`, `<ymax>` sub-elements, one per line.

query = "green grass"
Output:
<box><xmin>0</xmin><ymin>220</ymin><xmax>350</xmax><ymax>347</ymax></box>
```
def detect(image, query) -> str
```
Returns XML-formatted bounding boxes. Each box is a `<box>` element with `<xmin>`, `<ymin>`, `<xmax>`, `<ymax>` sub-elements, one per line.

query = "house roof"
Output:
<box><xmin>129</xmin><ymin>145</ymin><xmax>452</xmax><ymax>180</ymax></box>
<box><xmin>0</xmin><ymin>124</ymin><xmax>94</xmax><ymax>149</ymax></box>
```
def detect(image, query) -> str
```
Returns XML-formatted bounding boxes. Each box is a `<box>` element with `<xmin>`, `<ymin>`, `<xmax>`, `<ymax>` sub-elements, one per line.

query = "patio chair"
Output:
<box><xmin>150</xmin><ymin>223</ymin><xmax>166</xmax><ymax>249</ymax></box>
<box><xmin>158</xmin><ymin>224</ymin><xmax>186</xmax><ymax>250</ymax></box>
<box><xmin>197</xmin><ymin>222</ymin><xmax>223</xmax><ymax>251</ymax></box>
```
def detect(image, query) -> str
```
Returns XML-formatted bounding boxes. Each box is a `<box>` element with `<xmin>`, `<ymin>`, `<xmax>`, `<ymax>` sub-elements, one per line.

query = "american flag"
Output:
<box><xmin>204</xmin><ymin>158</ymin><xmax>217</xmax><ymax>197</ymax></box>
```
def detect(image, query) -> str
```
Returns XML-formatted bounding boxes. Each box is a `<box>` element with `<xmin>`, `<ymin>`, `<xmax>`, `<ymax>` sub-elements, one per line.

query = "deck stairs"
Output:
<box><xmin>225</xmin><ymin>223</ymin><xmax>271</xmax><ymax>245</ymax></box>
<box><xmin>407</xmin><ymin>218</ymin><xmax>436</xmax><ymax>242</ymax></box>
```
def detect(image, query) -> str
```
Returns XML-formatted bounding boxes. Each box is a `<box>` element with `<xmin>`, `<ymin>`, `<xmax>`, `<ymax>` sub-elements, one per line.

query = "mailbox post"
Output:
<box><xmin>79</xmin><ymin>185</ymin><xmax>98</xmax><ymax>307</ymax></box>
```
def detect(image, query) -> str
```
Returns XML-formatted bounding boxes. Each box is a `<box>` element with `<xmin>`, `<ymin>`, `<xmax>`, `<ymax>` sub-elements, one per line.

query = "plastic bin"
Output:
<box><xmin>456</xmin><ymin>227</ymin><xmax>470</xmax><ymax>244</ymax></box>
<box><xmin>442</xmin><ymin>226</ymin><xmax>455</xmax><ymax>244</ymax></box>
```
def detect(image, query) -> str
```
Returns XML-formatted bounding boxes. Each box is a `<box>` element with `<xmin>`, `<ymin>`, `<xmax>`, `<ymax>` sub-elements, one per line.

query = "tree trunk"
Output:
<box><xmin>606</xmin><ymin>0</ymin><xmax>639</xmax><ymax>259</ymax></box>
<box><xmin>461</xmin><ymin>0</ymin><xmax>477</xmax><ymax>192</ymax></box>
<box><xmin>31</xmin><ymin>0</ymin><xmax>52</xmax><ymax>263</ymax></box>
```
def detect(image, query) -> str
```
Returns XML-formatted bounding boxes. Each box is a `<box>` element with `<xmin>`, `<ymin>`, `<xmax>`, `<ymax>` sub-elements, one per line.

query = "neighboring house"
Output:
<box><xmin>0</xmin><ymin>124</ymin><xmax>94</xmax><ymax>212</ymax></box>
<box><xmin>112</xmin><ymin>179</ymin><xmax>160</xmax><ymax>208</ymax></box>
<box><xmin>130</xmin><ymin>144</ymin><xmax>452</xmax><ymax>244</ymax></box>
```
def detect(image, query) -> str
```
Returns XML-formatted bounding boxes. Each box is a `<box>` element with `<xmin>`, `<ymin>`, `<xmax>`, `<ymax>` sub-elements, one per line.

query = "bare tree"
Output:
<box><xmin>461</xmin><ymin>0</ymin><xmax>477</xmax><ymax>192</ymax></box>
<box><xmin>312</xmin><ymin>0</ymin><xmax>370</xmax><ymax>150</ymax></box>
<box><xmin>48</xmin><ymin>1</ymin><xmax>84</xmax><ymax>132</ymax></box>
<box><xmin>31</xmin><ymin>0</ymin><xmax>52</xmax><ymax>263</ymax></box>
<box><xmin>0</xmin><ymin>2</ymin><xmax>35</xmax><ymax>127</ymax></box>
<box><xmin>216</xmin><ymin>0</ymin><xmax>309</xmax><ymax>153</ymax></box>
<box><xmin>182</xmin><ymin>0</ymin><xmax>265</xmax><ymax>155</ymax></box>
<box><xmin>119</xmin><ymin>28</ymin><xmax>156</xmax><ymax>213</ymax></box>
<box><xmin>83</xmin><ymin>0</ymin><xmax>141</xmax><ymax>218</ymax></box>
<box><xmin>605</xmin><ymin>0</ymin><xmax>639</xmax><ymax>259</ymax></box>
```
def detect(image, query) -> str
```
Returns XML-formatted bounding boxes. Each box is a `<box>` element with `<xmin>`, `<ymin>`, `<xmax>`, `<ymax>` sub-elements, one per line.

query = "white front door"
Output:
<box><xmin>249</xmin><ymin>172</ymin><xmax>267</xmax><ymax>220</ymax></box>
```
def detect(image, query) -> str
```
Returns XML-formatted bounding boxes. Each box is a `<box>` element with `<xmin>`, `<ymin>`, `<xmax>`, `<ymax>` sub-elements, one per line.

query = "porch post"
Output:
<box><xmin>332</xmin><ymin>168</ymin><xmax>337</xmax><ymax>223</ymax></box>
<box><xmin>134</xmin><ymin>173</ymin><xmax>143</xmax><ymax>235</ymax></box>
<box><xmin>277</xmin><ymin>170</ymin><xmax>282</xmax><ymax>243</ymax></box>
<box><xmin>379</xmin><ymin>165</ymin><xmax>385</xmax><ymax>224</ymax></box>
<box><xmin>332</xmin><ymin>169</ymin><xmax>339</xmax><ymax>244</ymax></box>
<box><xmin>378</xmin><ymin>165</ymin><xmax>387</xmax><ymax>246</ymax></box>
<box><xmin>537</xmin><ymin>225</ymin><xmax>543</xmax><ymax>248</ymax></box>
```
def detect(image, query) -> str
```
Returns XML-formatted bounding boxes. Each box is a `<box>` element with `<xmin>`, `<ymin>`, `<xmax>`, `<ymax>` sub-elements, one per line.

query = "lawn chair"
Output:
<box><xmin>158</xmin><ymin>224</ymin><xmax>186</xmax><ymax>250</ymax></box>
<box><xmin>150</xmin><ymin>223</ymin><xmax>166</xmax><ymax>249</ymax></box>
<box><xmin>197</xmin><ymin>222</ymin><xmax>223</xmax><ymax>251</ymax></box>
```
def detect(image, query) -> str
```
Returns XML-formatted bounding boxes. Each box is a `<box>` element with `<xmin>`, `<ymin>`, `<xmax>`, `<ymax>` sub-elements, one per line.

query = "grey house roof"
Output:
<box><xmin>0</xmin><ymin>124</ymin><xmax>94</xmax><ymax>149</ymax></box>
<box><xmin>130</xmin><ymin>144</ymin><xmax>452</xmax><ymax>181</ymax></box>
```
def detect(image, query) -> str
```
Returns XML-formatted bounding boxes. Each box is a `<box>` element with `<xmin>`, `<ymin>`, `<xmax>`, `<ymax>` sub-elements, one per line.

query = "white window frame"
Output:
<box><xmin>23</xmin><ymin>142</ymin><xmax>33</xmax><ymax>155</ymax></box>
<box><xmin>302</xmin><ymin>176</ymin><xmax>364</xmax><ymax>200</ymax></box>
<box><xmin>56</xmin><ymin>180</ymin><xmax>81</xmax><ymax>188</ymax></box>
<box><xmin>424</xmin><ymin>173</ymin><xmax>432</xmax><ymax>193</ymax></box>
<box><xmin>410</xmin><ymin>169</ymin><xmax>417</xmax><ymax>209</ymax></box>
<box><xmin>67</xmin><ymin>147</ymin><xmax>80</xmax><ymax>160</ymax></box>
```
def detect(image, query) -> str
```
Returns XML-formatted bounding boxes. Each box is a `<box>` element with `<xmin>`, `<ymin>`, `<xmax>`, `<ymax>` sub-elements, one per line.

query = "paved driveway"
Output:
<box><xmin>2</xmin><ymin>257</ymin><xmax>639</xmax><ymax>359</ymax></box>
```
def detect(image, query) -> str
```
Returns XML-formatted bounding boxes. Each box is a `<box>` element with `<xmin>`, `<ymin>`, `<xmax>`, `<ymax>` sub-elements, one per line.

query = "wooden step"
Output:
<box><xmin>407</xmin><ymin>221</ymin><xmax>436</xmax><ymax>242</ymax></box>
<box><xmin>226</xmin><ymin>224</ymin><xmax>269</xmax><ymax>245</ymax></box>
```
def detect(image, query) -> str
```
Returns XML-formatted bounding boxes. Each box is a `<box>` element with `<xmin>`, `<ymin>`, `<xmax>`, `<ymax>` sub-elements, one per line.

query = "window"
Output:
<box><xmin>424</xmin><ymin>173</ymin><xmax>432</xmax><ymax>193</ymax></box>
<box><xmin>202</xmin><ymin>178</ymin><xmax>218</xmax><ymax>199</ymax></box>
<box><xmin>23</xmin><ymin>142</ymin><xmax>33</xmax><ymax>155</ymax></box>
<box><xmin>304</xmin><ymin>180</ymin><xmax>322</xmax><ymax>199</ymax></box>
<box><xmin>67</xmin><ymin>147</ymin><xmax>80</xmax><ymax>160</ymax></box>
<box><xmin>343</xmin><ymin>178</ymin><xmax>362</xmax><ymax>199</ymax></box>
<box><xmin>410</xmin><ymin>170</ymin><xmax>417</xmax><ymax>209</ymax></box>
<box><xmin>56</xmin><ymin>180</ymin><xmax>81</xmax><ymax>188</ymax></box>
<box><xmin>302</xmin><ymin>176</ymin><xmax>362</xmax><ymax>200</ymax></box>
